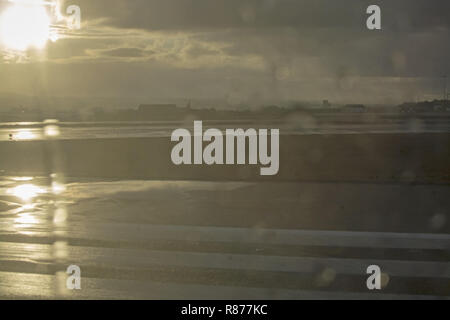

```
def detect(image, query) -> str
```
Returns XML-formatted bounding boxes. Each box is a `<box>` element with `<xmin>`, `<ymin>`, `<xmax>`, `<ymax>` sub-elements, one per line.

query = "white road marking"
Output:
<box><xmin>0</xmin><ymin>241</ymin><xmax>449</xmax><ymax>278</ymax></box>
<box><xmin>0</xmin><ymin>271</ymin><xmax>448</xmax><ymax>300</ymax></box>
<box><xmin>65</xmin><ymin>223</ymin><xmax>450</xmax><ymax>250</ymax></box>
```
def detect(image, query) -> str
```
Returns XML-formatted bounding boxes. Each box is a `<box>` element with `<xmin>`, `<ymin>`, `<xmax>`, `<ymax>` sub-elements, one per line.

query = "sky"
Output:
<box><xmin>0</xmin><ymin>0</ymin><xmax>450</xmax><ymax>108</ymax></box>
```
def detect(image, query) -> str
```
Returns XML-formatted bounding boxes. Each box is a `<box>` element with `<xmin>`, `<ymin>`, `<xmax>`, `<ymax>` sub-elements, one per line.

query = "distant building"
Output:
<box><xmin>343</xmin><ymin>104</ymin><xmax>366</xmax><ymax>113</ymax></box>
<box><xmin>398</xmin><ymin>100</ymin><xmax>450</xmax><ymax>113</ymax></box>
<box><xmin>138</xmin><ymin>104</ymin><xmax>177</xmax><ymax>113</ymax></box>
<box><xmin>322</xmin><ymin>100</ymin><xmax>331</xmax><ymax>108</ymax></box>
<box><xmin>137</xmin><ymin>104</ymin><xmax>178</xmax><ymax>119</ymax></box>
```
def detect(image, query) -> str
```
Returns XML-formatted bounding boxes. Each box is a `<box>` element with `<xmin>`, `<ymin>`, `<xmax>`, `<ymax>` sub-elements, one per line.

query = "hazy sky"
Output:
<box><xmin>1</xmin><ymin>0</ymin><xmax>450</xmax><ymax>107</ymax></box>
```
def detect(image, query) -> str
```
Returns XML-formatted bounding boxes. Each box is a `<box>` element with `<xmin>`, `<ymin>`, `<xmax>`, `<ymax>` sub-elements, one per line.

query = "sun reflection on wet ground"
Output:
<box><xmin>0</xmin><ymin>174</ymin><xmax>70</xmax><ymax>297</ymax></box>
<box><xmin>7</xmin><ymin>184</ymin><xmax>46</xmax><ymax>202</ymax></box>
<box><xmin>11</xmin><ymin>177</ymin><xmax>34</xmax><ymax>182</ymax></box>
<box><xmin>8</xmin><ymin>129</ymin><xmax>41</xmax><ymax>141</ymax></box>
<box><xmin>14</xmin><ymin>211</ymin><xmax>39</xmax><ymax>226</ymax></box>
<box><xmin>0</xmin><ymin>177</ymin><xmax>52</xmax><ymax>231</ymax></box>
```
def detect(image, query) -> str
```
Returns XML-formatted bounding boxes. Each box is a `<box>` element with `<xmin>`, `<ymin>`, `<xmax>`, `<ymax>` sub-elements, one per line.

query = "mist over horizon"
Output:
<box><xmin>0</xmin><ymin>90</ymin><xmax>406</xmax><ymax>111</ymax></box>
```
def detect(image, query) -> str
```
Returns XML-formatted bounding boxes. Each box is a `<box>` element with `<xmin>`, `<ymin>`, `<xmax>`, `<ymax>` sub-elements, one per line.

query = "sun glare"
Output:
<box><xmin>0</xmin><ymin>3</ymin><xmax>51</xmax><ymax>50</ymax></box>
<box><xmin>15</xmin><ymin>129</ymin><xmax>36</xmax><ymax>140</ymax></box>
<box><xmin>8</xmin><ymin>184</ymin><xmax>46</xmax><ymax>201</ymax></box>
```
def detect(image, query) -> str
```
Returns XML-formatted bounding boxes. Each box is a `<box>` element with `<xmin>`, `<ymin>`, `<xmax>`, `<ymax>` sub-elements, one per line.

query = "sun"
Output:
<box><xmin>0</xmin><ymin>3</ymin><xmax>51</xmax><ymax>51</ymax></box>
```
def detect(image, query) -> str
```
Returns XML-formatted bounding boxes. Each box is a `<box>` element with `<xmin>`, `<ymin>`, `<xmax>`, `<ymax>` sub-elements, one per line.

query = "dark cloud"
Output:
<box><xmin>95</xmin><ymin>47</ymin><xmax>154</xmax><ymax>58</ymax></box>
<box><xmin>58</xmin><ymin>0</ymin><xmax>450</xmax><ymax>79</ymax></box>
<box><xmin>68</xmin><ymin>0</ymin><xmax>450</xmax><ymax>31</ymax></box>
